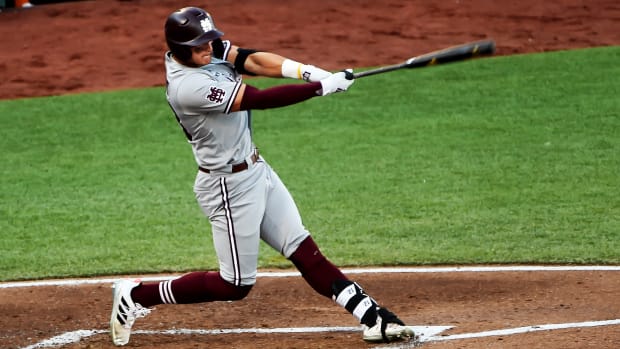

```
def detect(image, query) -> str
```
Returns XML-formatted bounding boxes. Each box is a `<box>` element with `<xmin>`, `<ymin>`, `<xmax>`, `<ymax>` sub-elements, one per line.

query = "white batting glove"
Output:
<box><xmin>318</xmin><ymin>69</ymin><xmax>354</xmax><ymax>96</ymax></box>
<box><xmin>300</xmin><ymin>64</ymin><xmax>332</xmax><ymax>82</ymax></box>
<box><xmin>281</xmin><ymin>59</ymin><xmax>332</xmax><ymax>82</ymax></box>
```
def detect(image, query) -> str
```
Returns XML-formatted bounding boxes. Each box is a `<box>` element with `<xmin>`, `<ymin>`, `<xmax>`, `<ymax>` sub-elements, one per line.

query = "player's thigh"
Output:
<box><xmin>196</xmin><ymin>168</ymin><xmax>267</xmax><ymax>285</ymax></box>
<box><xmin>260</xmin><ymin>166</ymin><xmax>310</xmax><ymax>258</ymax></box>
<box><xmin>209</xmin><ymin>211</ymin><xmax>261</xmax><ymax>286</ymax></box>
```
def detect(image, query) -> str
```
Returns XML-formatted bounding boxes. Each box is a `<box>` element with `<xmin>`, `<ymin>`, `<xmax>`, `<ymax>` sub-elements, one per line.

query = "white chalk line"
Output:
<box><xmin>19</xmin><ymin>320</ymin><xmax>620</xmax><ymax>349</ymax></box>
<box><xmin>2</xmin><ymin>265</ymin><xmax>619</xmax><ymax>289</ymax></box>
<box><xmin>430</xmin><ymin>319</ymin><xmax>620</xmax><ymax>342</ymax></box>
<box><xmin>373</xmin><ymin>319</ymin><xmax>620</xmax><ymax>349</ymax></box>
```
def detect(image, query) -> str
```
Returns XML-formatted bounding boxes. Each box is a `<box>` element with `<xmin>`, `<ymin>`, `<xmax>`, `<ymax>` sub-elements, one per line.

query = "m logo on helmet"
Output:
<box><xmin>200</xmin><ymin>18</ymin><xmax>213</xmax><ymax>33</ymax></box>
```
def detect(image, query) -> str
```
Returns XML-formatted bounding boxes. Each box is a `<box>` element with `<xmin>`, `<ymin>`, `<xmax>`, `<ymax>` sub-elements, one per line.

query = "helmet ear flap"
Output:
<box><xmin>167</xmin><ymin>42</ymin><xmax>193</xmax><ymax>64</ymax></box>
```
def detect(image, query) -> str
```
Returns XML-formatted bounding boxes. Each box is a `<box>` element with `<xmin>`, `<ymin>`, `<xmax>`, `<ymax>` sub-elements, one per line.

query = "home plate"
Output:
<box><xmin>372</xmin><ymin>325</ymin><xmax>453</xmax><ymax>348</ymax></box>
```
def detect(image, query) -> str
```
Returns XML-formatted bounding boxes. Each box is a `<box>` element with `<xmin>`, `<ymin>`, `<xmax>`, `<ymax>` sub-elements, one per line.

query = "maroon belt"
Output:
<box><xmin>198</xmin><ymin>150</ymin><xmax>259</xmax><ymax>174</ymax></box>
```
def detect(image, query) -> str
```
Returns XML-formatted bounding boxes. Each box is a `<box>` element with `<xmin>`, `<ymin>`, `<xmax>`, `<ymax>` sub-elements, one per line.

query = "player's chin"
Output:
<box><xmin>192</xmin><ymin>56</ymin><xmax>212</xmax><ymax>66</ymax></box>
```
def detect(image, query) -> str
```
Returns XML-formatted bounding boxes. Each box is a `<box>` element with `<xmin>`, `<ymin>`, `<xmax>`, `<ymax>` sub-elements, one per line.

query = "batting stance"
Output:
<box><xmin>110</xmin><ymin>7</ymin><xmax>414</xmax><ymax>346</ymax></box>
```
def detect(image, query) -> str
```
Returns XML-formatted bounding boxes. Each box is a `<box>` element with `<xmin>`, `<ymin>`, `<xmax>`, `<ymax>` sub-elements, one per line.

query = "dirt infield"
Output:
<box><xmin>1</xmin><ymin>0</ymin><xmax>619</xmax><ymax>348</ymax></box>
<box><xmin>1</xmin><ymin>268</ymin><xmax>620</xmax><ymax>348</ymax></box>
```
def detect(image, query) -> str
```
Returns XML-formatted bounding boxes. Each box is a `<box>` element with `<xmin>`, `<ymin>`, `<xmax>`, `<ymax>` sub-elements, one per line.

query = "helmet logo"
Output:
<box><xmin>200</xmin><ymin>18</ymin><xmax>213</xmax><ymax>33</ymax></box>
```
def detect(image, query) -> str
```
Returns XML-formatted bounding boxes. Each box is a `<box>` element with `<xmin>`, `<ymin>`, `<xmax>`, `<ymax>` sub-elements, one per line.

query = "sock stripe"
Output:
<box><xmin>158</xmin><ymin>282</ymin><xmax>165</xmax><ymax>303</ymax></box>
<box><xmin>166</xmin><ymin>280</ymin><xmax>177</xmax><ymax>304</ymax></box>
<box><xmin>159</xmin><ymin>280</ymin><xmax>177</xmax><ymax>304</ymax></box>
<box><xmin>158</xmin><ymin>282</ymin><xmax>168</xmax><ymax>304</ymax></box>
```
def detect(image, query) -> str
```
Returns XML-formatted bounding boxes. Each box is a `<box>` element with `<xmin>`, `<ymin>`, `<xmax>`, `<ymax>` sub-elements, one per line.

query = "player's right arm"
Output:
<box><xmin>225</xmin><ymin>45</ymin><xmax>352</xmax><ymax>112</ymax></box>
<box><xmin>210</xmin><ymin>40</ymin><xmax>353</xmax><ymax>113</ymax></box>
<box><xmin>224</xmin><ymin>43</ymin><xmax>332</xmax><ymax>82</ymax></box>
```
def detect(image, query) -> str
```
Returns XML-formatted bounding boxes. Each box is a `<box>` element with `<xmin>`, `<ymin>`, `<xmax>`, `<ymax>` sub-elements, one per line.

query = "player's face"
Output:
<box><xmin>190</xmin><ymin>41</ymin><xmax>213</xmax><ymax>66</ymax></box>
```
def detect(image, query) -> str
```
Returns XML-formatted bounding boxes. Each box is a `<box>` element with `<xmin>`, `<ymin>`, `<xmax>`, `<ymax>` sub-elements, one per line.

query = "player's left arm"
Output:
<box><xmin>226</xmin><ymin>44</ymin><xmax>331</xmax><ymax>82</ymax></box>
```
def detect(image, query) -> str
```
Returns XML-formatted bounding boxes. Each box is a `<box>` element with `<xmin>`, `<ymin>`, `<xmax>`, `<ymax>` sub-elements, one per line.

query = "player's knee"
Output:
<box><xmin>289</xmin><ymin>236</ymin><xmax>326</xmax><ymax>273</ymax></box>
<box><xmin>218</xmin><ymin>274</ymin><xmax>254</xmax><ymax>300</ymax></box>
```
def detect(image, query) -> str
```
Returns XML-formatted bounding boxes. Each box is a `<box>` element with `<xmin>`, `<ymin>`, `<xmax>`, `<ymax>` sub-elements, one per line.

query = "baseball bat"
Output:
<box><xmin>350</xmin><ymin>39</ymin><xmax>496</xmax><ymax>79</ymax></box>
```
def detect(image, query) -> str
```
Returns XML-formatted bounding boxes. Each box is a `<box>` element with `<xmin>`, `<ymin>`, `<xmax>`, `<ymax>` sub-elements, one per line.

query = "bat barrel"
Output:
<box><xmin>352</xmin><ymin>39</ymin><xmax>496</xmax><ymax>79</ymax></box>
<box><xmin>408</xmin><ymin>40</ymin><xmax>495</xmax><ymax>68</ymax></box>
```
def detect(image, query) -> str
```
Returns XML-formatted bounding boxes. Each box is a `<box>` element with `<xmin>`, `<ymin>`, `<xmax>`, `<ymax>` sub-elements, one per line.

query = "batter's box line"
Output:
<box><xmin>373</xmin><ymin>319</ymin><xmax>620</xmax><ymax>348</ymax></box>
<box><xmin>19</xmin><ymin>319</ymin><xmax>620</xmax><ymax>349</ymax></box>
<box><xmin>18</xmin><ymin>326</ymin><xmax>443</xmax><ymax>349</ymax></box>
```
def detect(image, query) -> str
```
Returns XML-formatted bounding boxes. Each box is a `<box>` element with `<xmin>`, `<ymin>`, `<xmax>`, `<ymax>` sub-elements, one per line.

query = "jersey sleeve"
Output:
<box><xmin>177</xmin><ymin>72</ymin><xmax>242</xmax><ymax>114</ymax></box>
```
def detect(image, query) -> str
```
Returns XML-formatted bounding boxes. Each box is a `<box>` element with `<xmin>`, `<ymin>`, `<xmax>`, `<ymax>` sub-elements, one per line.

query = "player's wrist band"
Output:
<box><xmin>281</xmin><ymin>59</ymin><xmax>304</xmax><ymax>79</ymax></box>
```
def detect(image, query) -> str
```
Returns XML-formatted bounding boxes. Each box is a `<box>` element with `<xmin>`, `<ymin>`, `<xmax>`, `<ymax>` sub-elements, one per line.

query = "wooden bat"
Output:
<box><xmin>349</xmin><ymin>39</ymin><xmax>496</xmax><ymax>79</ymax></box>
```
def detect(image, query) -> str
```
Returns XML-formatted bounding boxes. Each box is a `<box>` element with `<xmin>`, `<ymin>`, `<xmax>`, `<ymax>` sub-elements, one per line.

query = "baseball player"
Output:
<box><xmin>109</xmin><ymin>7</ymin><xmax>414</xmax><ymax>346</ymax></box>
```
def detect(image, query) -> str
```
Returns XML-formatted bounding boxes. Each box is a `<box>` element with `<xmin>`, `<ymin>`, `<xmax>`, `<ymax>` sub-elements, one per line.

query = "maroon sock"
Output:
<box><xmin>289</xmin><ymin>236</ymin><xmax>348</xmax><ymax>298</ymax></box>
<box><xmin>131</xmin><ymin>271</ymin><xmax>252</xmax><ymax>307</ymax></box>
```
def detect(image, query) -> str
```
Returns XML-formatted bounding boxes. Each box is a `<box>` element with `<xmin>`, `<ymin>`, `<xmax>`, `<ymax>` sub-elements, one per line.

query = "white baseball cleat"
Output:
<box><xmin>362</xmin><ymin>307</ymin><xmax>415</xmax><ymax>343</ymax></box>
<box><xmin>110</xmin><ymin>279</ymin><xmax>151</xmax><ymax>346</ymax></box>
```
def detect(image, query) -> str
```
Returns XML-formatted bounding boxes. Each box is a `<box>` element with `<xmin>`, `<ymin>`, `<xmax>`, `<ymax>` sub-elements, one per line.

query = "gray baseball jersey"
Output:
<box><xmin>165</xmin><ymin>48</ymin><xmax>251</xmax><ymax>172</ymax></box>
<box><xmin>165</xmin><ymin>41</ymin><xmax>310</xmax><ymax>286</ymax></box>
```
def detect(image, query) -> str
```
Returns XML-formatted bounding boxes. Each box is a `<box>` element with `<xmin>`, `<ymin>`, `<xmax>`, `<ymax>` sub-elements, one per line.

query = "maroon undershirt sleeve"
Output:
<box><xmin>239</xmin><ymin>82</ymin><xmax>322</xmax><ymax>110</ymax></box>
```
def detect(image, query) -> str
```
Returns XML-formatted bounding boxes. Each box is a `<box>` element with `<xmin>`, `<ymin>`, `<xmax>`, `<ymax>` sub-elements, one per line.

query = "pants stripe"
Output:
<box><xmin>219</xmin><ymin>177</ymin><xmax>241</xmax><ymax>286</ymax></box>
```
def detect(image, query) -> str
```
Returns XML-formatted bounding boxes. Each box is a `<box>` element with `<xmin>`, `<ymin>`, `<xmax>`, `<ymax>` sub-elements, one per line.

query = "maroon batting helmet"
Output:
<box><xmin>165</xmin><ymin>7</ymin><xmax>224</xmax><ymax>62</ymax></box>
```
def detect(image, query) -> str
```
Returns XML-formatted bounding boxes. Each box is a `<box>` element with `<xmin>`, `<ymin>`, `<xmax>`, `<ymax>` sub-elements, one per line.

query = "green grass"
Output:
<box><xmin>1</xmin><ymin>46</ymin><xmax>619</xmax><ymax>281</ymax></box>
